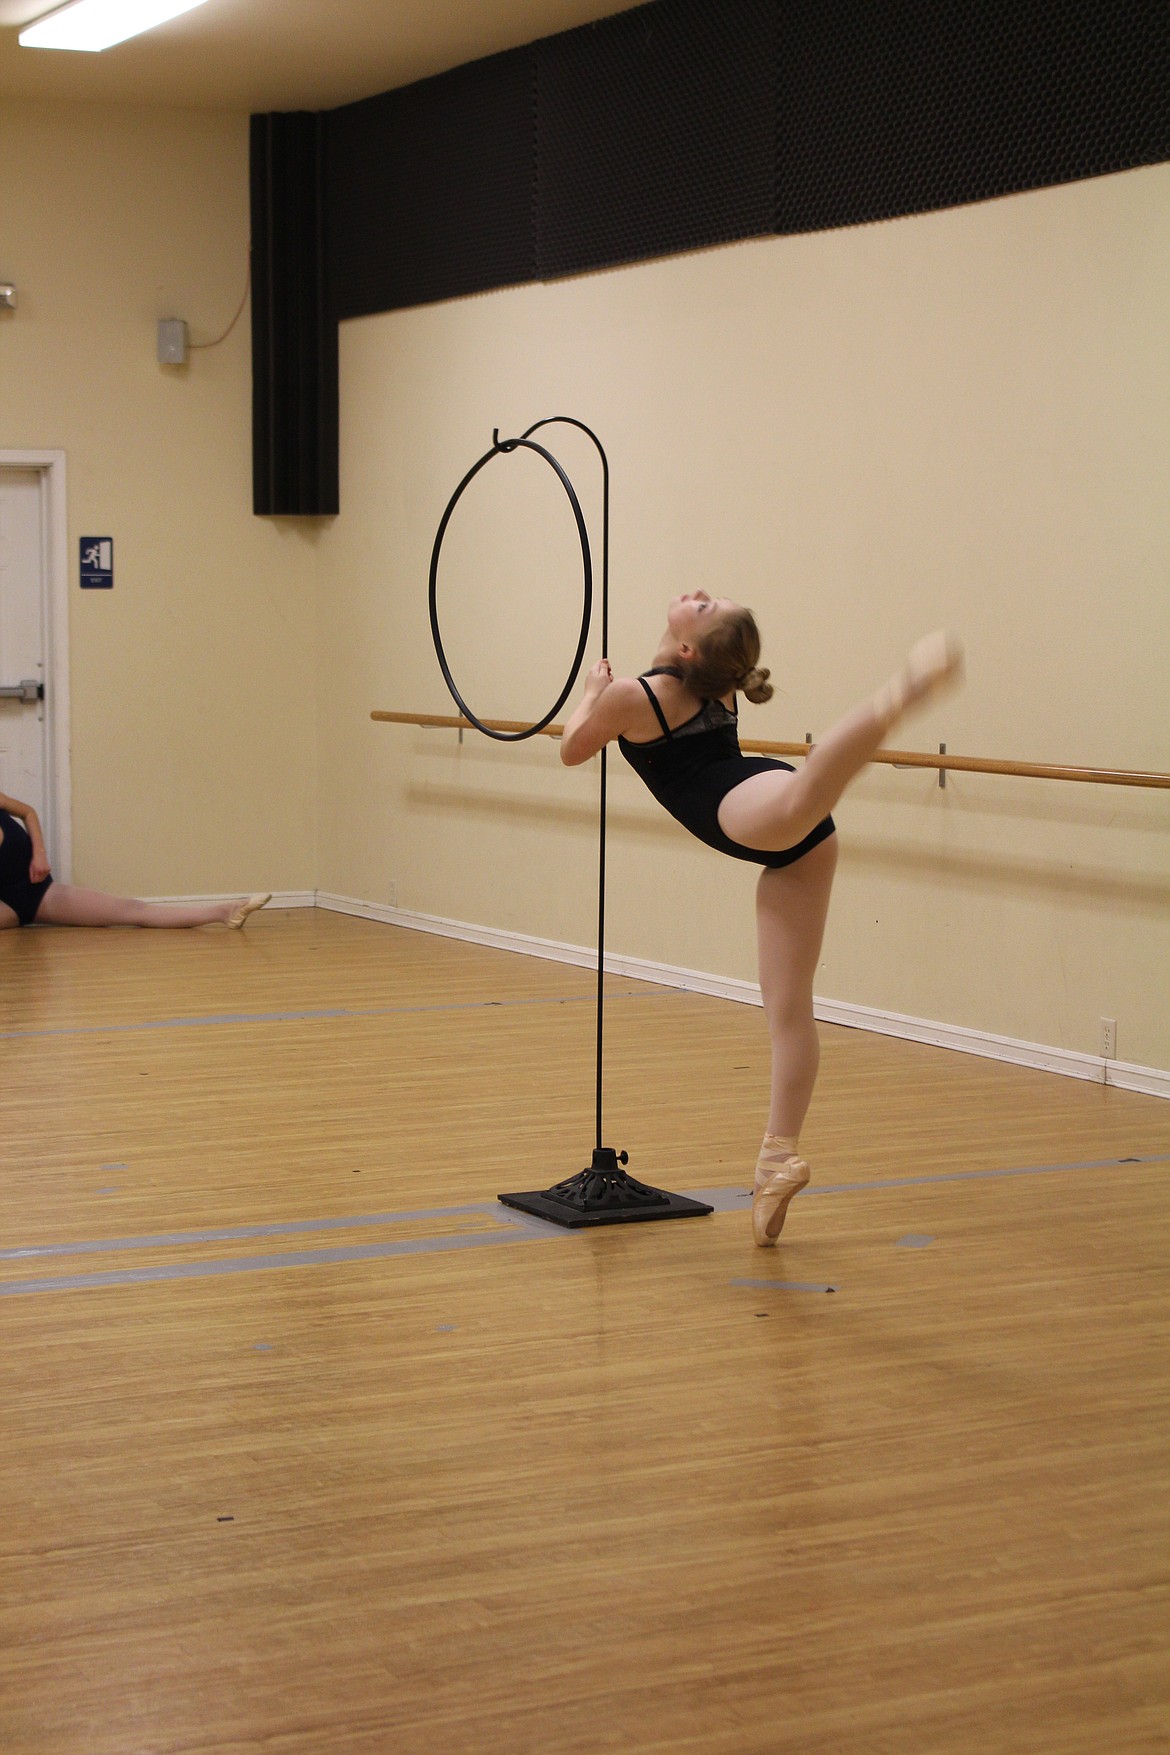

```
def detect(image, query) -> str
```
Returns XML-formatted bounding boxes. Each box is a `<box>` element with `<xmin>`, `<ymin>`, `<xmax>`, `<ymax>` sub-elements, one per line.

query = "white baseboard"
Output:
<box><xmin>1105</xmin><ymin>1059</ymin><xmax>1170</xmax><ymax>1099</ymax></box>
<box><xmin>811</xmin><ymin>995</ymin><xmax>1109</xmax><ymax>1082</ymax></box>
<box><xmin>315</xmin><ymin>892</ymin><xmax>1169</xmax><ymax>1100</ymax></box>
<box><xmin>144</xmin><ymin>891</ymin><xmax>317</xmax><ymax>909</ymax></box>
<box><xmin>315</xmin><ymin>890</ymin><xmax>762</xmax><ymax>1001</ymax></box>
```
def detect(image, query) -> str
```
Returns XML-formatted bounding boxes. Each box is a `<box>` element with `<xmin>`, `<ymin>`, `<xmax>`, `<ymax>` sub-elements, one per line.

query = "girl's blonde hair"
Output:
<box><xmin>683</xmin><ymin>605</ymin><xmax>773</xmax><ymax>704</ymax></box>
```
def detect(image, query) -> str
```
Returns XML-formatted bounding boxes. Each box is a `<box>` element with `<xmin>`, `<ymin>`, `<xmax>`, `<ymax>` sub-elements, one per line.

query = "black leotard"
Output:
<box><xmin>0</xmin><ymin>809</ymin><xmax>53</xmax><ymax>925</ymax></box>
<box><xmin>617</xmin><ymin>669</ymin><xmax>835</xmax><ymax>870</ymax></box>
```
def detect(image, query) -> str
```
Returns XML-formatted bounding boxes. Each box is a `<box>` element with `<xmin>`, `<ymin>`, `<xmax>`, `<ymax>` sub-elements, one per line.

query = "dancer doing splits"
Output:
<box><xmin>559</xmin><ymin>592</ymin><xmax>962</xmax><ymax>1247</ymax></box>
<box><xmin>0</xmin><ymin>789</ymin><xmax>270</xmax><ymax>932</ymax></box>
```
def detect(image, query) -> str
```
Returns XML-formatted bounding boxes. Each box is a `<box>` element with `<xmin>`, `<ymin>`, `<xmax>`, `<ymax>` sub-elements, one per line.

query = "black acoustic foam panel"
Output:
<box><xmin>321</xmin><ymin>0</ymin><xmax>1167</xmax><ymax>318</ymax></box>
<box><xmin>327</xmin><ymin>47</ymin><xmax>536</xmax><ymax>321</ymax></box>
<box><xmin>775</xmin><ymin>0</ymin><xmax>1169</xmax><ymax>236</ymax></box>
<box><xmin>535</xmin><ymin>0</ymin><xmax>777</xmax><ymax>278</ymax></box>
<box><xmin>250</xmin><ymin>112</ymin><xmax>338</xmax><ymax>516</ymax></box>
<box><xmin>253</xmin><ymin>0</ymin><xmax>1168</xmax><ymax>511</ymax></box>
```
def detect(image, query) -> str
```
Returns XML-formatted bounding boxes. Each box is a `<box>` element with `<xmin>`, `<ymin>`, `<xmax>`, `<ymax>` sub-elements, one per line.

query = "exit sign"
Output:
<box><xmin>80</xmin><ymin>537</ymin><xmax>113</xmax><ymax>588</ymax></box>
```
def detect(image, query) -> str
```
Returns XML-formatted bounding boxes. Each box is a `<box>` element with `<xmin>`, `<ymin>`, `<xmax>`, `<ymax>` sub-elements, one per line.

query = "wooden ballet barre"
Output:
<box><xmin>370</xmin><ymin>711</ymin><xmax>1170</xmax><ymax>790</ymax></box>
<box><xmin>373</xmin><ymin>710</ymin><xmax>547</xmax><ymax>737</ymax></box>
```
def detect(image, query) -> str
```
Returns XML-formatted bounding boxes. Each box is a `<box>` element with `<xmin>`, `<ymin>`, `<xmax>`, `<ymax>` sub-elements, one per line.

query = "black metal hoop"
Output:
<box><xmin>425</xmin><ymin>417</ymin><xmax>710</xmax><ymax>1227</ymax></box>
<box><xmin>428</xmin><ymin>432</ymin><xmax>593</xmax><ymax>741</ymax></box>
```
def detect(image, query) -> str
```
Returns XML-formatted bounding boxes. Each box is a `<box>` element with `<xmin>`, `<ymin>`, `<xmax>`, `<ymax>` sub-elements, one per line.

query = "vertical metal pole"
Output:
<box><xmin>596</xmin><ymin>749</ymin><xmax>607</xmax><ymax>1152</ymax></box>
<box><xmin>595</xmin><ymin>439</ymin><xmax>610</xmax><ymax>1151</ymax></box>
<box><xmin>519</xmin><ymin>417</ymin><xmax>610</xmax><ymax>1154</ymax></box>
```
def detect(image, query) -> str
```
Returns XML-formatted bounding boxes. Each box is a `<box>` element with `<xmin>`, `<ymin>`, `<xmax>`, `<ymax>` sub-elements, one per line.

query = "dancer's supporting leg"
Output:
<box><xmin>719</xmin><ymin>631</ymin><xmax>962</xmax><ymax>856</ymax></box>
<box><xmin>752</xmin><ymin>832</ymin><xmax>838</xmax><ymax>1246</ymax></box>
<box><xmin>34</xmin><ymin>886</ymin><xmax>270</xmax><ymax>928</ymax></box>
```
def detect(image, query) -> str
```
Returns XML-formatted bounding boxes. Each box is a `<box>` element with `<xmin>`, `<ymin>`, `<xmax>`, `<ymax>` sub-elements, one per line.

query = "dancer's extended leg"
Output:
<box><xmin>35</xmin><ymin>886</ymin><xmax>270</xmax><ymax>928</ymax></box>
<box><xmin>751</xmin><ymin>832</ymin><xmax>837</xmax><ymax>1245</ymax></box>
<box><xmin>719</xmin><ymin>631</ymin><xmax>962</xmax><ymax>854</ymax></box>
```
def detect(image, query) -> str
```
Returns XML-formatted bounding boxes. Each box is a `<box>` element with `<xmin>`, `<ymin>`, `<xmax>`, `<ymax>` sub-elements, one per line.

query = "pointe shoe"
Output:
<box><xmin>227</xmin><ymin>892</ymin><xmax>271</xmax><ymax>929</ymax></box>
<box><xmin>904</xmin><ymin>630</ymin><xmax>963</xmax><ymax>707</ymax></box>
<box><xmin>874</xmin><ymin>630</ymin><xmax>963</xmax><ymax>726</ymax></box>
<box><xmin>751</xmin><ymin>1155</ymin><xmax>810</xmax><ymax>1247</ymax></box>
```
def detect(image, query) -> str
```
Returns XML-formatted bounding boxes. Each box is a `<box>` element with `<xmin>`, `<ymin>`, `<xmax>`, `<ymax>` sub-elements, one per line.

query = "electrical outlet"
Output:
<box><xmin>1100</xmin><ymin>1017</ymin><xmax>1116</xmax><ymax>1060</ymax></box>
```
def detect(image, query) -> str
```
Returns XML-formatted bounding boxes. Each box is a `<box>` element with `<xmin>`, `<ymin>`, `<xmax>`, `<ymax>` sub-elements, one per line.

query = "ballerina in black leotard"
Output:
<box><xmin>0</xmin><ymin>788</ymin><xmax>270</xmax><ymax>932</ymax></box>
<box><xmin>560</xmin><ymin>592</ymin><xmax>962</xmax><ymax>1247</ymax></box>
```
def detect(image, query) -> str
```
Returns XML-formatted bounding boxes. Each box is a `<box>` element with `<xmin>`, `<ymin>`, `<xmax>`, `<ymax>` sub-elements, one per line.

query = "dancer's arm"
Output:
<box><xmin>0</xmin><ymin>790</ymin><xmax>49</xmax><ymax>881</ymax></box>
<box><xmin>560</xmin><ymin>661</ymin><xmax>643</xmax><ymax>766</ymax></box>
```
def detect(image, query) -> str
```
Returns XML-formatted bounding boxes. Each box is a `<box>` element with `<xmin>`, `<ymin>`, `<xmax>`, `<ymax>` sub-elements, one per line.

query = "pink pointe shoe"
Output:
<box><xmin>227</xmin><ymin>892</ymin><xmax>271</xmax><ymax>929</ymax></box>
<box><xmin>752</xmin><ymin>1148</ymin><xmax>811</xmax><ymax>1248</ymax></box>
<box><xmin>873</xmin><ymin>630</ymin><xmax>964</xmax><ymax>727</ymax></box>
<box><xmin>903</xmin><ymin>629</ymin><xmax>964</xmax><ymax>707</ymax></box>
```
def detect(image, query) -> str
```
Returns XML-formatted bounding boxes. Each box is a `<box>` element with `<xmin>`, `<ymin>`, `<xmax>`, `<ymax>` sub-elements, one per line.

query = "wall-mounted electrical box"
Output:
<box><xmin>157</xmin><ymin>317</ymin><xmax>188</xmax><ymax>364</ymax></box>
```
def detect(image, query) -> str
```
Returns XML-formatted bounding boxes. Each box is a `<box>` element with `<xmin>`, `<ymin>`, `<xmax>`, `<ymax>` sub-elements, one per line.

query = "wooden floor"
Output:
<box><xmin>2</xmin><ymin>908</ymin><xmax>1169</xmax><ymax>1755</ymax></box>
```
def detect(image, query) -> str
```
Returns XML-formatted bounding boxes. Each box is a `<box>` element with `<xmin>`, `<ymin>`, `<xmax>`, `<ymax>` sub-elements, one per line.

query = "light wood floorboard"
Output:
<box><xmin>2</xmin><ymin>909</ymin><xmax>1168</xmax><ymax>1754</ymax></box>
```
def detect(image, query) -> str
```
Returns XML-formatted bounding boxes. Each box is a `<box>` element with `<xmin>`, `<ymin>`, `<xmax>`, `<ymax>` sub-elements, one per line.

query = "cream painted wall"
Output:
<box><xmin>5</xmin><ymin>95</ymin><xmax>1162</xmax><ymax>1071</ymax></box>
<box><xmin>319</xmin><ymin>166</ymin><xmax>1169</xmax><ymax>1071</ymax></box>
<box><xmin>0</xmin><ymin>97</ymin><xmax>317</xmax><ymax>896</ymax></box>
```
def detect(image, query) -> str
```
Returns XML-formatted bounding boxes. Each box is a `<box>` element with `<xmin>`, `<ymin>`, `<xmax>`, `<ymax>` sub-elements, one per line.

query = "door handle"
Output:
<box><xmin>0</xmin><ymin>679</ymin><xmax>44</xmax><ymax>702</ymax></box>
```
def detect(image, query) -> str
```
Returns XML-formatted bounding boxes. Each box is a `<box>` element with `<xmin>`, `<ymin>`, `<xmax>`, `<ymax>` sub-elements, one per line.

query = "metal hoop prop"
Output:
<box><xmin>428</xmin><ymin>431</ymin><xmax>593</xmax><ymax>741</ymax></box>
<box><xmin>420</xmin><ymin>418</ymin><xmax>710</xmax><ymax>1230</ymax></box>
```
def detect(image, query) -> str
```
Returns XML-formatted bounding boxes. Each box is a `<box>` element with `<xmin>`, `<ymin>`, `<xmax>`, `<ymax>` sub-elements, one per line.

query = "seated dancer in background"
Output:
<box><xmin>560</xmin><ymin>592</ymin><xmax>962</xmax><ymax>1246</ymax></box>
<box><xmin>0</xmin><ymin>789</ymin><xmax>270</xmax><ymax>932</ymax></box>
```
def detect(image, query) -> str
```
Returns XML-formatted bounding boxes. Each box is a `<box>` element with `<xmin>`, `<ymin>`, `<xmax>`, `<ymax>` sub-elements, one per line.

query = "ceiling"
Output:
<box><xmin>0</xmin><ymin>0</ymin><xmax>644</xmax><ymax>112</ymax></box>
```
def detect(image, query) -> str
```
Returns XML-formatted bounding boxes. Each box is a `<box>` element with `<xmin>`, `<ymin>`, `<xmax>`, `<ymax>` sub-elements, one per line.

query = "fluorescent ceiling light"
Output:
<box><xmin>19</xmin><ymin>0</ymin><xmax>209</xmax><ymax>52</ymax></box>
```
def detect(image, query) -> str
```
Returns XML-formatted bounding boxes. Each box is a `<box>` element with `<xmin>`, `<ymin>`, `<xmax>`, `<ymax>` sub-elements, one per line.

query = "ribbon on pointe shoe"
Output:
<box><xmin>752</xmin><ymin>1135</ymin><xmax>810</xmax><ymax>1247</ymax></box>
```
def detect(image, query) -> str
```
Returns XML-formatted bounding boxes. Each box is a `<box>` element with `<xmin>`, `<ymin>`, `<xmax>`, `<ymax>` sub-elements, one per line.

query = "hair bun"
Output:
<box><xmin>741</xmin><ymin>665</ymin><xmax>773</xmax><ymax>705</ymax></box>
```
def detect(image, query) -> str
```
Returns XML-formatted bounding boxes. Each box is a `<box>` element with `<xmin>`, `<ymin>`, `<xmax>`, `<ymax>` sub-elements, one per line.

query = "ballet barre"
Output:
<box><xmin>371</xmin><ymin>710</ymin><xmax>1170</xmax><ymax>790</ymax></box>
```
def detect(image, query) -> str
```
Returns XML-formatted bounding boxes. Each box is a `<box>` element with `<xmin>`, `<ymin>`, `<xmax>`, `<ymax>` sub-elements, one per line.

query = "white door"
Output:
<box><xmin>0</xmin><ymin>467</ymin><xmax>48</xmax><ymax>829</ymax></box>
<box><xmin>0</xmin><ymin>452</ymin><xmax>70</xmax><ymax>875</ymax></box>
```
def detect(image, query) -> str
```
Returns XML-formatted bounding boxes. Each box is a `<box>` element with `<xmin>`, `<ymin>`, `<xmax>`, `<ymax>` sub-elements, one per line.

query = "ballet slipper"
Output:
<box><xmin>752</xmin><ymin>1134</ymin><xmax>811</xmax><ymax>1247</ymax></box>
<box><xmin>873</xmin><ymin>630</ymin><xmax>963</xmax><ymax>728</ymax></box>
<box><xmin>227</xmin><ymin>892</ymin><xmax>271</xmax><ymax>929</ymax></box>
